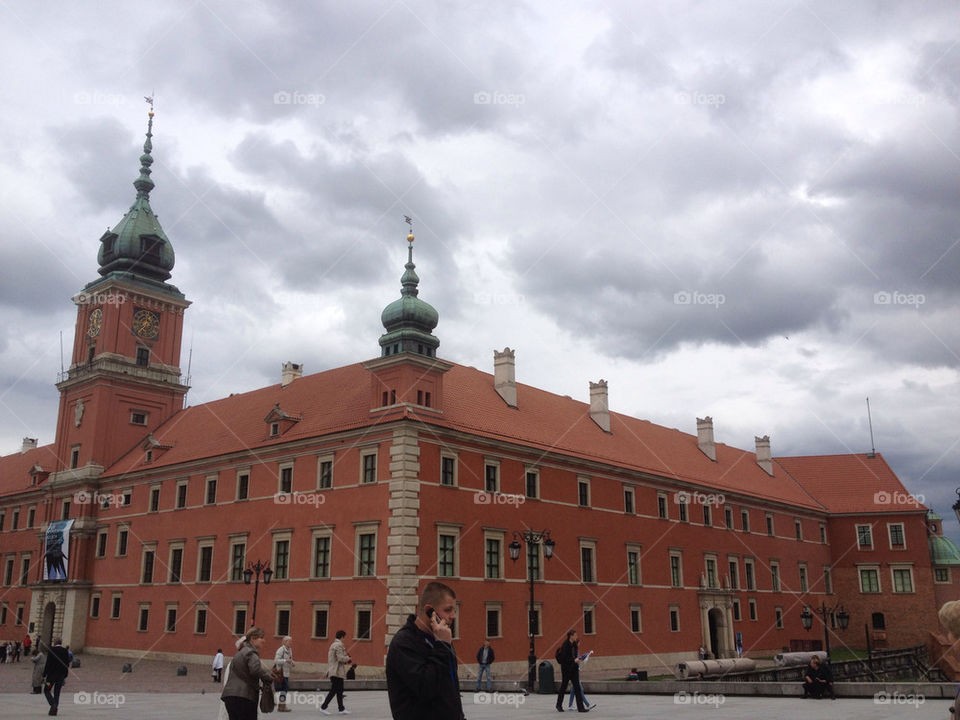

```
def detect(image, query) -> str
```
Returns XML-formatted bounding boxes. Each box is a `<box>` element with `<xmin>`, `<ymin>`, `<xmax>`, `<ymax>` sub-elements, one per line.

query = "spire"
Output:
<box><xmin>134</xmin><ymin>98</ymin><xmax>155</xmax><ymax>199</ymax></box>
<box><xmin>400</xmin><ymin>229</ymin><xmax>420</xmax><ymax>297</ymax></box>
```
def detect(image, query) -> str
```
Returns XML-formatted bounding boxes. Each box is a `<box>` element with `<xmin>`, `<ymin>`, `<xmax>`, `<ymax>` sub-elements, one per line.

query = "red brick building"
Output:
<box><xmin>0</xmin><ymin>113</ymin><xmax>954</xmax><ymax>675</ymax></box>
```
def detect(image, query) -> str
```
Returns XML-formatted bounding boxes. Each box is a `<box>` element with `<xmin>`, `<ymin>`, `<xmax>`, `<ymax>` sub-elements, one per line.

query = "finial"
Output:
<box><xmin>404</xmin><ymin>214</ymin><xmax>414</xmax><ymax>243</ymax></box>
<box><xmin>134</xmin><ymin>96</ymin><xmax>156</xmax><ymax>199</ymax></box>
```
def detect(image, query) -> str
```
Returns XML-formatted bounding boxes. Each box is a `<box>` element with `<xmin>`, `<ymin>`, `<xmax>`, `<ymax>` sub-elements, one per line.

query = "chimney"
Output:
<box><xmin>493</xmin><ymin>348</ymin><xmax>517</xmax><ymax>407</ymax></box>
<box><xmin>281</xmin><ymin>362</ymin><xmax>303</xmax><ymax>388</ymax></box>
<box><xmin>589</xmin><ymin>380</ymin><xmax>610</xmax><ymax>432</ymax></box>
<box><xmin>755</xmin><ymin>435</ymin><xmax>773</xmax><ymax>476</ymax></box>
<box><xmin>21</xmin><ymin>437</ymin><xmax>38</xmax><ymax>454</ymax></box>
<box><xmin>697</xmin><ymin>417</ymin><xmax>716</xmax><ymax>461</ymax></box>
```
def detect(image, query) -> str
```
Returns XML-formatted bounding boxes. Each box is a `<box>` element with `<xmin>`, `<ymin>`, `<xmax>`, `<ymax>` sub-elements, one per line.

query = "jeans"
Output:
<box><xmin>274</xmin><ymin>676</ymin><xmax>289</xmax><ymax>703</ymax></box>
<box><xmin>476</xmin><ymin>663</ymin><xmax>492</xmax><ymax>691</ymax></box>
<box><xmin>568</xmin><ymin>682</ymin><xmax>589</xmax><ymax>707</ymax></box>
<box><xmin>43</xmin><ymin>681</ymin><xmax>63</xmax><ymax>709</ymax></box>
<box><xmin>322</xmin><ymin>675</ymin><xmax>345</xmax><ymax>712</ymax></box>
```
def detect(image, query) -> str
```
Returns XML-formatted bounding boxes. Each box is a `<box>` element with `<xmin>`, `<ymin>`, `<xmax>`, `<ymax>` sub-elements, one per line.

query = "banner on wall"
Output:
<box><xmin>43</xmin><ymin>519</ymin><xmax>74</xmax><ymax>581</ymax></box>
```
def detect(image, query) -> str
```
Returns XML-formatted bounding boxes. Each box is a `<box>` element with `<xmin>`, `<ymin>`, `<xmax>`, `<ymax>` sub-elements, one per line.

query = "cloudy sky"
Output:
<box><xmin>1</xmin><ymin>2</ymin><xmax>958</xmax><ymax>534</ymax></box>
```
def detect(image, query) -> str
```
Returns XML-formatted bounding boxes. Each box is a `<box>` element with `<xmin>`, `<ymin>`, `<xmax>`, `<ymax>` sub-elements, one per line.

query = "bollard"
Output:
<box><xmin>122</xmin><ymin>663</ymin><xmax>132</xmax><ymax>673</ymax></box>
<box><xmin>177</xmin><ymin>665</ymin><xmax>188</xmax><ymax>676</ymax></box>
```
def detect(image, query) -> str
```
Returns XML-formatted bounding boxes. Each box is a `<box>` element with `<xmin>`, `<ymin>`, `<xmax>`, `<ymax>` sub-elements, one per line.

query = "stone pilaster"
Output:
<box><xmin>384</xmin><ymin>424</ymin><xmax>421</xmax><ymax>649</ymax></box>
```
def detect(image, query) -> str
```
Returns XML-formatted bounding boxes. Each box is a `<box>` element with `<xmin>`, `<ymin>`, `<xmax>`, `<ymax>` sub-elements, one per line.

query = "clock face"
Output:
<box><xmin>132</xmin><ymin>309</ymin><xmax>161</xmax><ymax>339</ymax></box>
<box><xmin>87</xmin><ymin>308</ymin><xmax>103</xmax><ymax>337</ymax></box>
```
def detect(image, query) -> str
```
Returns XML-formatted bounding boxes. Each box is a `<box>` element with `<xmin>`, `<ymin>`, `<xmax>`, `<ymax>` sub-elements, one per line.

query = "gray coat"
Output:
<box><xmin>222</xmin><ymin>643</ymin><xmax>273</xmax><ymax>702</ymax></box>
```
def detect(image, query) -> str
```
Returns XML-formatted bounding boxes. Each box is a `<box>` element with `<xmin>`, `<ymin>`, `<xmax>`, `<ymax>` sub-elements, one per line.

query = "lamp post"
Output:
<box><xmin>800</xmin><ymin>601</ymin><xmax>849</xmax><ymax>659</ymax></box>
<box><xmin>242</xmin><ymin>560</ymin><xmax>273</xmax><ymax>625</ymax></box>
<box><xmin>509</xmin><ymin>529</ymin><xmax>555</xmax><ymax>692</ymax></box>
<box><xmin>952</xmin><ymin>487</ymin><xmax>960</xmax><ymax>526</ymax></box>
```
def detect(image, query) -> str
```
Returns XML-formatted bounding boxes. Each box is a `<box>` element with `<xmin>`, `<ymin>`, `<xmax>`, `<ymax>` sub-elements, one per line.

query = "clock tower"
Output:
<box><xmin>53</xmin><ymin>106</ymin><xmax>190</xmax><ymax>473</ymax></box>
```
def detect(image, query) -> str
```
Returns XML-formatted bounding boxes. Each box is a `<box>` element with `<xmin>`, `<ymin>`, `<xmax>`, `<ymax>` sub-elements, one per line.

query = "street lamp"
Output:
<box><xmin>952</xmin><ymin>487</ymin><xmax>960</xmax><ymax>526</ymax></box>
<box><xmin>508</xmin><ymin>529</ymin><xmax>555</xmax><ymax>692</ymax></box>
<box><xmin>242</xmin><ymin>559</ymin><xmax>273</xmax><ymax>625</ymax></box>
<box><xmin>800</xmin><ymin>602</ymin><xmax>849</xmax><ymax>658</ymax></box>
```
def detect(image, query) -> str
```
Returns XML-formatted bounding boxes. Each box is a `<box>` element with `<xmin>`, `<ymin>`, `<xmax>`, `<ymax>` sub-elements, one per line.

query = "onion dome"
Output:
<box><xmin>378</xmin><ymin>231</ymin><xmax>440</xmax><ymax>358</ymax></box>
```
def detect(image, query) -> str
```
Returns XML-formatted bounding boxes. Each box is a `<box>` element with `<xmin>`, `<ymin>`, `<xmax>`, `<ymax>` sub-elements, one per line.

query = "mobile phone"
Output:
<box><xmin>426</xmin><ymin>607</ymin><xmax>434</xmax><ymax>619</ymax></box>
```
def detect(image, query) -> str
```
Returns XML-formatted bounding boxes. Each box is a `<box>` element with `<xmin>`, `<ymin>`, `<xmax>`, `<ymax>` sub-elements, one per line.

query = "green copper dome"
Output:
<box><xmin>93</xmin><ymin>109</ymin><xmax>179</xmax><ymax>296</ymax></box>
<box><xmin>378</xmin><ymin>233</ymin><xmax>440</xmax><ymax>358</ymax></box>
<box><xmin>930</xmin><ymin>534</ymin><xmax>960</xmax><ymax>566</ymax></box>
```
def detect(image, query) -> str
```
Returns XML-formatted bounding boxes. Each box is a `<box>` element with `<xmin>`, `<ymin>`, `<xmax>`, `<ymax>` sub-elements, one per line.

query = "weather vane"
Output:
<box><xmin>403</xmin><ymin>215</ymin><xmax>413</xmax><ymax>230</ymax></box>
<box><xmin>144</xmin><ymin>94</ymin><xmax>155</xmax><ymax>114</ymax></box>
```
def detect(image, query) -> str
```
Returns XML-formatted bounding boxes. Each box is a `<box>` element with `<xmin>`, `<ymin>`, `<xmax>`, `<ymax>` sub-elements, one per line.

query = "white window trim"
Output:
<box><xmin>360</xmin><ymin>447</ymin><xmax>379</xmax><ymax>484</ymax></box>
<box><xmin>204</xmin><ymin>474</ymin><xmax>218</xmax><ymax>505</ymax></box>
<box><xmin>196</xmin><ymin>540</ymin><xmax>215</xmax><ymax>583</ymax></box>
<box><xmin>175</xmin><ymin>480</ymin><xmax>188</xmax><ymax>509</ymax></box>
<box><xmin>272</xmin><ymin>531</ymin><xmax>292</xmax><ymax>581</ymax></box>
<box><xmin>823</xmin><ymin>565</ymin><xmax>833</xmax><ymax>594</ymax></box>
<box><xmin>579</xmin><ymin>539</ymin><xmax>597</xmax><ymax>584</ymax></box>
<box><xmin>657</xmin><ymin>492</ymin><xmax>669</xmax><ymax>519</ymax></box>
<box><xmin>582</xmin><ymin>602</ymin><xmax>596</xmax><ymax>635</ymax></box>
<box><xmin>168</xmin><ymin>542</ymin><xmax>185</xmax><ymax>584</ymax></box>
<box><xmin>629</xmin><ymin>603</ymin><xmax>643</xmax><ymax>633</ymax></box>
<box><xmin>137</xmin><ymin>602</ymin><xmax>150</xmax><ymax>632</ymax></box>
<box><xmin>312</xmin><ymin>601</ymin><xmax>331</xmax><ymax>639</ymax></box>
<box><xmin>440</xmin><ymin>452</ymin><xmax>459</xmax><ymax>488</ymax></box>
<box><xmin>310</xmin><ymin>527</ymin><xmax>334</xmax><ymax>579</ymax></box>
<box><xmin>149</xmin><ymin>484</ymin><xmax>161</xmax><ymax>512</ymax></box>
<box><xmin>317</xmin><ymin>453</ymin><xmax>335</xmax><ymax>489</ymax></box>
<box><xmin>798</xmin><ymin>562</ymin><xmax>808</xmax><ymax>593</ymax></box>
<box><xmin>235</xmin><ymin>468</ymin><xmax>251</xmax><ymax>501</ymax></box>
<box><xmin>857</xmin><ymin>564</ymin><xmax>882</xmax><ymax>593</ymax></box>
<box><xmin>354</xmin><ymin>522</ymin><xmax>379</xmax><ymax>577</ymax></box>
<box><xmin>704</xmin><ymin>553</ymin><xmax>719</xmax><ymax>589</ymax></box>
<box><xmin>795</xmin><ymin>519</ymin><xmax>803</xmax><ymax>541</ymax></box>
<box><xmin>727</xmin><ymin>555</ymin><xmax>740</xmax><ymax>590</ymax></box>
<box><xmin>765</xmin><ymin>513</ymin><xmax>775</xmax><ymax>536</ymax></box>
<box><xmin>887</xmin><ymin>522</ymin><xmax>906</xmax><ymax>550</ymax></box>
<box><xmin>744</xmin><ymin>558</ymin><xmax>756</xmax><ymax>590</ymax></box>
<box><xmin>623</xmin><ymin>485</ymin><xmax>635</xmax><ymax>514</ymax></box>
<box><xmin>890</xmin><ymin>564</ymin><xmax>915</xmax><ymax>594</ymax></box>
<box><xmin>770</xmin><ymin>560</ymin><xmax>781</xmax><ymax>592</ymax></box>
<box><xmin>228</xmin><ymin>535</ymin><xmax>248</xmax><ymax>582</ymax></box>
<box><xmin>856</xmin><ymin>523</ymin><xmax>874</xmax><ymax>549</ymax></box>
<box><xmin>96</xmin><ymin>529</ymin><xmax>108</xmax><ymax>558</ymax></box>
<box><xmin>110</xmin><ymin>591</ymin><xmax>122</xmax><ymax>619</ymax></box>
<box><xmin>741</xmin><ymin>508</ymin><xmax>750</xmax><ymax>532</ymax></box>
<box><xmin>485</xmin><ymin>601</ymin><xmax>503</xmax><ymax>638</ymax></box>
<box><xmin>194</xmin><ymin>602</ymin><xmax>208</xmax><ymax>635</ymax></box>
<box><xmin>164</xmin><ymin>603</ymin><xmax>179</xmax><ymax>633</ymax></box>
<box><xmin>669</xmin><ymin>550</ymin><xmax>684</xmax><ymax>588</ymax></box>
<box><xmin>524</xmin><ymin>466</ymin><xmax>539</xmax><ymax>498</ymax></box>
<box><xmin>732</xmin><ymin>599</ymin><xmax>741</xmax><ymax>622</ymax></box>
<box><xmin>274</xmin><ymin>602</ymin><xmax>293</xmax><ymax>638</ymax></box>
<box><xmin>748</xmin><ymin>598</ymin><xmax>758</xmax><ymax>621</ymax></box>
<box><xmin>774</xmin><ymin>606</ymin><xmax>784</xmax><ymax>629</ymax></box>
<box><xmin>140</xmin><ymin>542</ymin><xmax>158</xmax><ymax>585</ymax></box>
<box><xmin>436</xmin><ymin>524</ymin><xmax>461</xmax><ymax>578</ymax></box>
<box><xmin>577</xmin><ymin>475</ymin><xmax>591</xmax><ymax>507</ymax></box>
<box><xmin>233</xmin><ymin>603</ymin><xmax>249</xmax><ymax>635</ymax></box>
<box><xmin>626</xmin><ymin>543</ymin><xmax>643</xmax><ymax>586</ymax></box>
<box><xmin>90</xmin><ymin>592</ymin><xmax>101</xmax><ymax>618</ymax></box>
<box><xmin>278</xmin><ymin>461</ymin><xmax>294</xmax><ymax>495</ymax></box>
<box><xmin>483</xmin><ymin>458</ymin><xmax>500</xmax><ymax>493</ymax></box>
<box><xmin>819</xmin><ymin>523</ymin><xmax>827</xmax><ymax>544</ymax></box>
<box><xmin>353</xmin><ymin>601</ymin><xmax>375</xmax><ymax>641</ymax></box>
<box><xmin>483</xmin><ymin>529</ymin><xmax>505</xmax><ymax>580</ymax></box>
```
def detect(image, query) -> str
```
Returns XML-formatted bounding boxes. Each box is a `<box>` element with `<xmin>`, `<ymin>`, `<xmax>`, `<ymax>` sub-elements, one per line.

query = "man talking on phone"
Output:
<box><xmin>386</xmin><ymin>581</ymin><xmax>465</xmax><ymax>720</ymax></box>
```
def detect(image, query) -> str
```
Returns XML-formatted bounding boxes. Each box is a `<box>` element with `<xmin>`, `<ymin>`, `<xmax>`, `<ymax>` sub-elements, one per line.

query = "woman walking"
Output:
<box><xmin>221</xmin><ymin>627</ymin><xmax>275</xmax><ymax>720</ymax></box>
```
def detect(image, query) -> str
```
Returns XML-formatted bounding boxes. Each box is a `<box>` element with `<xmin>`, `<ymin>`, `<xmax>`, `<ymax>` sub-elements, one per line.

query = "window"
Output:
<box><xmin>744</xmin><ymin>559</ymin><xmax>755</xmax><ymax>590</ymax></box>
<box><xmin>205</xmin><ymin>476</ymin><xmax>218</xmax><ymax>504</ymax></box>
<box><xmin>96</xmin><ymin>530</ymin><xmax>108</xmax><ymax>558</ymax></box>
<box><xmin>630</xmin><ymin>605</ymin><xmax>643</xmax><ymax>633</ymax></box>
<box><xmin>313</xmin><ymin>606</ymin><xmax>329</xmax><ymax>638</ymax></box>
<box><xmin>440</xmin><ymin>455</ymin><xmax>456</xmax><ymax>487</ymax></box>
<box><xmin>627</xmin><ymin>548</ymin><xmax>641</xmax><ymax>586</ymax></box>
<box><xmin>624</xmin><ymin>487</ymin><xmax>634</xmax><ymax>514</ymax></box>
<box><xmin>669</xmin><ymin>607</ymin><xmax>680</xmax><ymax>632</ymax></box>
<box><xmin>169</xmin><ymin>547</ymin><xmax>183</xmax><ymax>583</ymax></box>
<box><xmin>27</xmin><ymin>507</ymin><xmax>35</xmax><ymax>528</ymax></box>
<box><xmin>705</xmin><ymin>557</ymin><xmax>718</xmax><ymax>588</ymax></box>
<box><xmin>357</xmin><ymin>530</ymin><xmax>377</xmax><ymax>577</ymax></box>
<box><xmin>198</xmin><ymin>545</ymin><xmax>214</xmax><ymax>583</ymax></box>
<box><xmin>230</xmin><ymin>541</ymin><xmax>246</xmax><ymax>582</ymax></box>
<box><xmin>149</xmin><ymin>486</ymin><xmax>160</xmax><ymax>512</ymax></box>
<box><xmin>0</xmin><ymin>605</ymin><xmax>6</xmax><ymax>624</ymax></box>
<box><xmin>892</xmin><ymin>567</ymin><xmax>913</xmax><ymax>593</ymax></box>
<box><xmin>15</xmin><ymin>604</ymin><xmax>23</xmax><ymax>626</ymax></box>
<box><xmin>725</xmin><ymin>507</ymin><xmax>733</xmax><ymax>529</ymax></box>
<box><xmin>276</xmin><ymin>607</ymin><xmax>291</xmax><ymax>637</ymax></box>
<box><xmin>236</xmin><ymin>472</ymin><xmax>249</xmax><ymax>500</ymax></box>
<box><xmin>313</xmin><ymin>535</ymin><xmax>331</xmax><ymax>579</ymax></box>
<box><xmin>485</xmin><ymin>535</ymin><xmax>502</xmax><ymax>580</ymax></box>
<box><xmin>936</xmin><ymin>568</ymin><xmax>951</xmax><ymax>583</ymax></box>
<box><xmin>111</xmin><ymin>593</ymin><xmax>122</xmax><ymax>619</ymax></box>
<box><xmin>823</xmin><ymin>566</ymin><xmax>833</xmax><ymax>594</ymax></box>
<box><xmin>859</xmin><ymin>567</ymin><xmax>880</xmax><ymax>593</ymax></box>
<box><xmin>196</xmin><ymin>606</ymin><xmax>208</xmax><ymax>634</ymax></box>
<box><xmin>799</xmin><ymin>564</ymin><xmax>808</xmax><ymax>593</ymax></box>
<box><xmin>61</xmin><ymin>499</ymin><xmax>71</xmax><ymax>520</ymax></box>
<box><xmin>361</xmin><ymin>450</ymin><xmax>377</xmax><ymax>484</ymax></box>
<box><xmin>12</xmin><ymin>509</ymin><xmax>19</xmax><ymax>529</ymax></box>
<box><xmin>117</xmin><ymin>528</ymin><xmax>128</xmax><ymax>557</ymax></box>
<box><xmin>669</xmin><ymin>552</ymin><xmax>682</xmax><ymax>588</ymax></box>
<box><xmin>166</xmin><ymin>606</ymin><xmax>178</xmax><ymax>633</ymax></box>
<box><xmin>2</xmin><ymin>558</ymin><xmax>12</xmax><ymax>586</ymax></box>
<box><xmin>131</xmin><ymin>412</ymin><xmax>147</xmax><ymax>425</ymax></box>
<box><xmin>0</xmin><ymin>512</ymin><xmax>4</xmax><ymax>531</ymax></box>
<box><xmin>526</xmin><ymin>541</ymin><xmax>541</xmax><ymax>581</ymax></box>
<box><xmin>486</xmin><ymin>606</ymin><xmax>501</xmax><ymax>637</ymax></box>
<box><xmin>583</xmin><ymin>605</ymin><xmax>595</xmax><ymax>635</ymax></box>
<box><xmin>138</xmin><ymin>606</ymin><xmax>149</xmax><ymax>632</ymax></box>
<box><xmin>819</xmin><ymin>523</ymin><xmax>827</xmax><ymax>544</ymax></box>
<box><xmin>90</xmin><ymin>594</ymin><xmax>100</xmax><ymax>618</ymax></box>
<box><xmin>770</xmin><ymin>562</ymin><xmax>780</xmax><ymax>592</ymax></box>
<box><xmin>176</xmin><ymin>481</ymin><xmax>187</xmax><ymax>509</ymax></box>
<box><xmin>795</xmin><ymin>519</ymin><xmax>803</xmax><ymax>541</ymax></box>
<box><xmin>438</xmin><ymin>532</ymin><xmax>458</xmax><ymax>577</ymax></box>
<box><xmin>525</xmin><ymin>470</ymin><xmax>539</xmax><ymax>498</ymax></box>
<box><xmin>741</xmin><ymin>508</ymin><xmax>750</xmax><ymax>532</ymax></box>
<box><xmin>15</xmin><ymin>556</ymin><xmax>29</xmax><ymax>586</ymax></box>
<box><xmin>728</xmin><ymin>559</ymin><xmax>739</xmax><ymax>589</ymax></box>
<box><xmin>857</xmin><ymin>524</ymin><xmax>873</xmax><ymax>549</ymax></box>
<box><xmin>580</xmin><ymin>543</ymin><xmax>595</xmax><ymax>583</ymax></box>
<box><xmin>732</xmin><ymin>599</ymin><xmax>741</xmax><ymax>621</ymax></box>
<box><xmin>578</xmin><ymin>478</ymin><xmax>590</xmax><ymax>507</ymax></box>
<box><xmin>233</xmin><ymin>607</ymin><xmax>248</xmax><ymax>635</ymax></box>
<box><xmin>270</xmin><ymin>422</ymin><xmax>279</xmax><ymax>437</ymax></box>
<box><xmin>70</xmin><ymin>447</ymin><xmax>80</xmax><ymax>469</ymax></box>
<box><xmin>279</xmin><ymin>464</ymin><xmax>293</xmax><ymax>494</ymax></box>
<box><xmin>657</xmin><ymin>493</ymin><xmax>668</xmax><ymax>519</ymax></box>
<box><xmin>775</xmin><ymin>607</ymin><xmax>783</xmax><ymax>629</ymax></box>
<box><xmin>888</xmin><ymin>523</ymin><xmax>905</xmax><ymax>549</ymax></box>
<box><xmin>702</xmin><ymin>504</ymin><xmax>711</xmax><ymax>526</ymax></box>
<box><xmin>765</xmin><ymin>513</ymin><xmax>774</xmax><ymax>536</ymax></box>
<box><xmin>142</xmin><ymin>549</ymin><xmax>155</xmax><ymax>584</ymax></box>
<box><xmin>355</xmin><ymin>606</ymin><xmax>373</xmax><ymax>640</ymax></box>
<box><xmin>273</xmin><ymin>539</ymin><xmax>290</xmax><ymax>580</ymax></box>
<box><xmin>484</xmin><ymin>463</ymin><xmax>499</xmax><ymax>493</ymax></box>
<box><xmin>318</xmin><ymin>457</ymin><xmax>333</xmax><ymax>489</ymax></box>
<box><xmin>748</xmin><ymin>598</ymin><xmax>757</xmax><ymax>621</ymax></box>
<box><xmin>136</xmin><ymin>347</ymin><xmax>149</xmax><ymax>366</ymax></box>
<box><xmin>678</xmin><ymin>496</ymin><xmax>688</xmax><ymax>522</ymax></box>
<box><xmin>872</xmin><ymin>612</ymin><xmax>886</xmax><ymax>630</ymax></box>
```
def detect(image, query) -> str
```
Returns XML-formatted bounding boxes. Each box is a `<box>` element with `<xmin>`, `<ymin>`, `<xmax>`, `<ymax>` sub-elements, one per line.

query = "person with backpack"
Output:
<box><xmin>555</xmin><ymin>630</ymin><xmax>588</xmax><ymax>712</ymax></box>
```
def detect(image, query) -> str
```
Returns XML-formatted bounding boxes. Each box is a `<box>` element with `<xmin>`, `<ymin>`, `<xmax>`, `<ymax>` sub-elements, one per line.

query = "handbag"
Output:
<box><xmin>259</xmin><ymin>678</ymin><xmax>276</xmax><ymax>713</ymax></box>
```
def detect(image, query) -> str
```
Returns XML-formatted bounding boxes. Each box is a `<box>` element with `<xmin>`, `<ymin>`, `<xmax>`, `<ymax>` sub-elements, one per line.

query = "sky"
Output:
<box><xmin>1</xmin><ymin>2</ymin><xmax>958</xmax><ymax>536</ymax></box>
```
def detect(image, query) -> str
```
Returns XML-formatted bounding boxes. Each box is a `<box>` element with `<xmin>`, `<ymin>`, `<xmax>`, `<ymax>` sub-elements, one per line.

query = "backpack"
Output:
<box><xmin>555</xmin><ymin>645</ymin><xmax>564</xmax><ymax>663</ymax></box>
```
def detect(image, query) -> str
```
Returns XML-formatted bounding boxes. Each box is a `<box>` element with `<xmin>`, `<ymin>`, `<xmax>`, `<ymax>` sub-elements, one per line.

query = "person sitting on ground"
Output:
<box><xmin>628</xmin><ymin>668</ymin><xmax>639</xmax><ymax>681</ymax></box>
<box><xmin>802</xmin><ymin>655</ymin><xmax>834</xmax><ymax>699</ymax></box>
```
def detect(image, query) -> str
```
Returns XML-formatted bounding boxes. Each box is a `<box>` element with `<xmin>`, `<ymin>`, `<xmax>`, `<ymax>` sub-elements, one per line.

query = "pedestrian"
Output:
<box><xmin>221</xmin><ymin>627</ymin><xmax>276</xmax><ymax>720</ymax></box>
<box><xmin>801</xmin><ymin>656</ymin><xmax>834</xmax><ymax>699</ymax></box>
<box><xmin>555</xmin><ymin>630</ymin><xmax>588</xmax><ymax>713</ymax></box>
<box><xmin>475</xmin><ymin>640</ymin><xmax>495</xmax><ymax>692</ymax></box>
<box><xmin>320</xmin><ymin>630</ymin><xmax>351</xmax><ymax>715</ymax></box>
<box><xmin>213</xmin><ymin>648</ymin><xmax>225</xmax><ymax>683</ymax></box>
<box><xmin>42</xmin><ymin>636</ymin><xmax>71</xmax><ymax>716</ymax></box>
<box><xmin>567</xmin><ymin>649</ymin><xmax>594</xmax><ymax>710</ymax></box>
<box><xmin>697</xmin><ymin>645</ymin><xmax>707</xmax><ymax>660</ymax></box>
<box><xmin>13</xmin><ymin>640</ymin><xmax>21</xmax><ymax>662</ymax></box>
<box><xmin>31</xmin><ymin>647</ymin><xmax>46</xmax><ymax>694</ymax></box>
<box><xmin>23</xmin><ymin>633</ymin><xmax>32</xmax><ymax>657</ymax></box>
<box><xmin>273</xmin><ymin>636</ymin><xmax>295</xmax><ymax>712</ymax></box>
<box><xmin>386</xmin><ymin>581</ymin><xmax>464</xmax><ymax>720</ymax></box>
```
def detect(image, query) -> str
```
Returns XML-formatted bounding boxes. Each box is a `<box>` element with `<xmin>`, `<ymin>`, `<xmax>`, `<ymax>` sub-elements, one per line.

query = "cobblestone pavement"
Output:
<box><xmin>0</xmin><ymin>688</ymin><xmax>949</xmax><ymax>719</ymax></box>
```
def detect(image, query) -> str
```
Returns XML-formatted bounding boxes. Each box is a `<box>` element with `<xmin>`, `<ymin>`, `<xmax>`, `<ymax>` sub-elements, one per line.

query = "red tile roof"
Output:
<box><xmin>775</xmin><ymin>453</ymin><xmax>924</xmax><ymax>514</ymax></box>
<box><xmin>0</xmin><ymin>443</ymin><xmax>57</xmax><ymax>497</ymax></box>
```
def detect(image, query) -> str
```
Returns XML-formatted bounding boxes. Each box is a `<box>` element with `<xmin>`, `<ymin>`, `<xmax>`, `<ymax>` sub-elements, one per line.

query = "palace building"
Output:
<box><xmin>1</xmin><ymin>110</ymin><xmax>957</xmax><ymax>675</ymax></box>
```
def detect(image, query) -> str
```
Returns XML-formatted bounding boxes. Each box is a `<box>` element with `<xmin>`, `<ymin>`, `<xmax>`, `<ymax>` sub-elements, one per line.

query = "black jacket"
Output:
<box><xmin>557</xmin><ymin>639</ymin><xmax>579</xmax><ymax>670</ymax></box>
<box><xmin>476</xmin><ymin>645</ymin><xmax>495</xmax><ymax>664</ymax></box>
<box><xmin>43</xmin><ymin>646</ymin><xmax>71</xmax><ymax>683</ymax></box>
<box><xmin>386</xmin><ymin>615</ymin><xmax>464</xmax><ymax>720</ymax></box>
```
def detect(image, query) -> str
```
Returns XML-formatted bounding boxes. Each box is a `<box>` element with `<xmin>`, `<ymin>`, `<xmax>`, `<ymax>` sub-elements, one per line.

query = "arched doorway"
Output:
<box><xmin>708</xmin><ymin>607</ymin><xmax>730</xmax><ymax>658</ymax></box>
<box><xmin>40</xmin><ymin>602</ymin><xmax>55</xmax><ymax>650</ymax></box>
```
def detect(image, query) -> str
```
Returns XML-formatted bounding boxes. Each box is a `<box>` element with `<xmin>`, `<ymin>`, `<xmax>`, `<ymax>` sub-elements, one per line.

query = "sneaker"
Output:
<box><xmin>319</xmin><ymin>710</ymin><xmax>331</xmax><ymax>716</ymax></box>
<box><xmin>338</xmin><ymin>711</ymin><xmax>351</xmax><ymax>715</ymax></box>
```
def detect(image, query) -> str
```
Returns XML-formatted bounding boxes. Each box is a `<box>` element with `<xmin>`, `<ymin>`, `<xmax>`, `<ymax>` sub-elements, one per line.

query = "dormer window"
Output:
<box><xmin>271</xmin><ymin>423</ymin><xmax>279</xmax><ymax>437</ymax></box>
<box><xmin>130</xmin><ymin>412</ymin><xmax>148</xmax><ymax>426</ymax></box>
<box><xmin>264</xmin><ymin>403</ymin><xmax>301</xmax><ymax>438</ymax></box>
